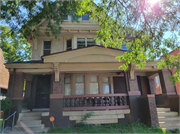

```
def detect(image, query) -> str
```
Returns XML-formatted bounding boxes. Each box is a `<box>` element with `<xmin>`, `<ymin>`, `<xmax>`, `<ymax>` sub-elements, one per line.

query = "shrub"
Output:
<box><xmin>1</xmin><ymin>99</ymin><xmax>14</xmax><ymax>112</ymax></box>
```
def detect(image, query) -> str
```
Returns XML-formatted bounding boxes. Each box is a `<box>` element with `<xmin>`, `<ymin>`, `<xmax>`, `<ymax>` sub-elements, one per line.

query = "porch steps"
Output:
<box><xmin>11</xmin><ymin>110</ymin><xmax>50</xmax><ymax>134</ymax></box>
<box><xmin>157</xmin><ymin>108</ymin><xmax>180</xmax><ymax>130</ymax></box>
<box><xmin>63</xmin><ymin>109</ymin><xmax>130</xmax><ymax>124</ymax></box>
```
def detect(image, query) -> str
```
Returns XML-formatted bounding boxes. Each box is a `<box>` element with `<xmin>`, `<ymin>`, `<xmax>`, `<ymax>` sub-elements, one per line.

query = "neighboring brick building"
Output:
<box><xmin>0</xmin><ymin>48</ymin><xmax>9</xmax><ymax>99</ymax></box>
<box><xmin>169</xmin><ymin>47</ymin><xmax>180</xmax><ymax>95</ymax></box>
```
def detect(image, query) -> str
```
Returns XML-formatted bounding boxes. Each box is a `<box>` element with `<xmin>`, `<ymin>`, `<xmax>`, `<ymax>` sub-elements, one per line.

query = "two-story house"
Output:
<box><xmin>4</xmin><ymin>11</ymin><xmax>179</xmax><ymax>132</ymax></box>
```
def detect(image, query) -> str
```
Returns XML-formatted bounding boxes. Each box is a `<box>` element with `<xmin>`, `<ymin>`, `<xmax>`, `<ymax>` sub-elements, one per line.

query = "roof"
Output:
<box><xmin>42</xmin><ymin>45</ymin><xmax>127</xmax><ymax>58</ymax></box>
<box><xmin>6</xmin><ymin>60</ymin><xmax>43</xmax><ymax>64</ymax></box>
<box><xmin>0</xmin><ymin>49</ymin><xmax>9</xmax><ymax>89</ymax></box>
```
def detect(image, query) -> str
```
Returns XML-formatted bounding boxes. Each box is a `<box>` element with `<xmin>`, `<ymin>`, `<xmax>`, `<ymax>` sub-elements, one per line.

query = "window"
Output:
<box><xmin>71</xmin><ymin>11</ymin><xmax>78</xmax><ymax>20</ymax></box>
<box><xmin>65</xmin><ymin>77</ymin><xmax>71</xmax><ymax>96</ymax></box>
<box><xmin>90</xmin><ymin>76</ymin><xmax>99</xmax><ymax>94</ymax></box>
<box><xmin>76</xmin><ymin>76</ymin><xmax>84</xmax><ymax>95</ymax></box>
<box><xmin>63</xmin><ymin>15</ymin><xmax>68</xmax><ymax>20</ymax></box>
<box><xmin>156</xmin><ymin>76</ymin><xmax>159</xmax><ymax>87</ymax></box>
<box><xmin>43</xmin><ymin>41</ymin><xmax>51</xmax><ymax>55</ymax></box>
<box><xmin>87</xmin><ymin>38</ymin><xmax>96</xmax><ymax>46</ymax></box>
<box><xmin>82</xmin><ymin>13</ymin><xmax>89</xmax><ymax>20</ymax></box>
<box><xmin>103</xmin><ymin>77</ymin><xmax>110</xmax><ymax>94</ymax></box>
<box><xmin>77</xmin><ymin>38</ymin><xmax>85</xmax><ymax>48</ymax></box>
<box><xmin>67</xmin><ymin>39</ymin><xmax>72</xmax><ymax>51</ymax></box>
<box><xmin>77</xmin><ymin>38</ymin><xmax>95</xmax><ymax>48</ymax></box>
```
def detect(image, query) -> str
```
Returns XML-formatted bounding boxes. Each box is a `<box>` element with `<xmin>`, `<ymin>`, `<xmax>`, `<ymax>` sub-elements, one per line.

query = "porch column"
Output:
<box><xmin>138</xmin><ymin>95</ymin><xmax>159</xmax><ymax>127</ymax></box>
<box><xmin>48</xmin><ymin>72</ymin><xmax>75</xmax><ymax>128</ymax></box>
<box><xmin>148</xmin><ymin>77</ymin><xmax>156</xmax><ymax>94</ymax></box>
<box><xmin>123</xmin><ymin>71</ymin><xmax>141</xmax><ymax>123</ymax></box>
<box><xmin>159</xmin><ymin>69</ymin><xmax>176</xmax><ymax>107</ymax></box>
<box><xmin>11</xmin><ymin>72</ymin><xmax>25</xmax><ymax>112</ymax></box>
<box><xmin>24</xmin><ymin>74</ymin><xmax>33</xmax><ymax>109</ymax></box>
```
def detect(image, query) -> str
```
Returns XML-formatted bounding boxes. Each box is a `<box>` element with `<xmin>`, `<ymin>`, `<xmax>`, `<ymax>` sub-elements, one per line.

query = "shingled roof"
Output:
<box><xmin>0</xmin><ymin>49</ymin><xmax>9</xmax><ymax>89</ymax></box>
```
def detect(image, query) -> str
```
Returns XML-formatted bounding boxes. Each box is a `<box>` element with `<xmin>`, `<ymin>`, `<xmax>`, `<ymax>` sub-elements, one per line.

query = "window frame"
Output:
<box><xmin>102</xmin><ymin>76</ymin><xmax>111</xmax><ymax>94</ymax></box>
<box><xmin>82</xmin><ymin>13</ymin><xmax>90</xmax><ymax>21</ymax></box>
<box><xmin>64</xmin><ymin>76</ymin><xmax>72</xmax><ymax>96</ymax></box>
<box><xmin>77</xmin><ymin>37</ymin><xmax>96</xmax><ymax>48</ymax></box>
<box><xmin>89</xmin><ymin>75</ymin><xmax>99</xmax><ymax>94</ymax></box>
<box><xmin>43</xmin><ymin>41</ymin><xmax>51</xmax><ymax>56</ymax></box>
<box><xmin>75</xmin><ymin>75</ymin><xmax>85</xmax><ymax>95</ymax></box>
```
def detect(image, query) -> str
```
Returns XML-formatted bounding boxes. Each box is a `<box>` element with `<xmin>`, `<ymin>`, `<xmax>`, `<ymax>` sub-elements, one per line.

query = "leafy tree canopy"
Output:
<box><xmin>0</xmin><ymin>25</ymin><xmax>32</xmax><ymax>63</ymax></box>
<box><xmin>1</xmin><ymin>0</ymin><xmax>180</xmax><ymax>83</ymax></box>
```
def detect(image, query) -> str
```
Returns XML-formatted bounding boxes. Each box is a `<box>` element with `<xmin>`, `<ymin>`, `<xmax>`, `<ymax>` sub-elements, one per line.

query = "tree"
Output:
<box><xmin>1</xmin><ymin>0</ymin><xmax>179</xmax><ymax>83</ymax></box>
<box><xmin>0</xmin><ymin>25</ymin><xmax>32</xmax><ymax>63</ymax></box>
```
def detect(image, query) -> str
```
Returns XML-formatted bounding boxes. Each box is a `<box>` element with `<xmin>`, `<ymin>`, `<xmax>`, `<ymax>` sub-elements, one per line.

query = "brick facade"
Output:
<box><xmin>139</xmin><ymin>95</ymin><xmax>159</xmax><ymax>127</ymax></box>
<box><xmin>148</xmin><ymin>78</ymin><xmax>156</xmax><ymax>94</ymax></box>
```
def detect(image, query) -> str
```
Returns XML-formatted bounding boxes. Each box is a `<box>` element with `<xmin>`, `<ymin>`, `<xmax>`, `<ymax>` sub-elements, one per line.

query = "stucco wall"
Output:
<box><xmin>32</xmin><ymin>37</ymin><xmax>64</xmax><ymax>60</ymax></box>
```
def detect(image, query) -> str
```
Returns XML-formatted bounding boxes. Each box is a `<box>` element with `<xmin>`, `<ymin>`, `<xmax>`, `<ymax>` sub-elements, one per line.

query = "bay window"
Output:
<box><xmin>77</xmin><ymin>38</ymin><xmax>85</xmax><ymax>48</ymax></box>
<box><xmin>90</xmin><ymin>76</ymin><xmax>99</xmax><ymax>94</ymax></box>
<box><xmin>76</xmin><ymin>76</ymin><xmax>85</xmax><ymax>95</ymax></box>
<box><xmin>64</xmin><ymin>77</ymin><xmax>71</xmax><ymax>96</ymax></box>
<box><xmin>103</xmin><ymin>77</ymin><xmax>110</xmax><ymax>94</ymax></box>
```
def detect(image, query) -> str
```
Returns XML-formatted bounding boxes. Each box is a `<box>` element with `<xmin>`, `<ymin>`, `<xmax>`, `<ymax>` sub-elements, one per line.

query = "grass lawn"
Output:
<box><xmin>45</xmin><ymin>122</ymin><xmax>180</xmax><ymax>133</ymax></box>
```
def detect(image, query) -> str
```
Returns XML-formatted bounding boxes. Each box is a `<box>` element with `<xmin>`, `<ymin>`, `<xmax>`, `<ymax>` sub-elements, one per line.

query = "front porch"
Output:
<box><xmin>4</xmin><ymin>46</ymin><xmax>179</xmax><ymax>129</ymax></box>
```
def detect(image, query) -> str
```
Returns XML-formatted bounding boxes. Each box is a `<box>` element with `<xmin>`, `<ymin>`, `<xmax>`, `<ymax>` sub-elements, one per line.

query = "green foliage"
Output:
<box><xmin>1</xmin><ymin>99</ymin><xmax>14</xmax><ymax>112</ymax></box>
<box><xmin>47</xmin><ymin>121</ymin><xmax>174</xmax><ymax>133</ymax></box>
<box><xmin>1</xmin><ymin>0</ymin><xmax>180</xmax><ymax>83</ymax></box>
<box><xmin>81</xmin><ymin>112</ymin><xmax>94</xmax><ymax>122</ymax></box>
<box><xmin>0</xmin><ymin>26</ymin><xmax>32</xmax><ymax>63</ymax></box>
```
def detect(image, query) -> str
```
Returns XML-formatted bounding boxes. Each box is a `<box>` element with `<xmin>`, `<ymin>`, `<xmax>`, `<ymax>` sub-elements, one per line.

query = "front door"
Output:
<box><xmin>35</xmin><ymin>76</ymin><xmax>50</xmax><ymax>108</ymax></box>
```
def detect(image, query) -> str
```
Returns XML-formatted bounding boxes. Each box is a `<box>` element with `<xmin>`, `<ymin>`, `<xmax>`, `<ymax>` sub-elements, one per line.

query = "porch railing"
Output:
<box><xmin>63</xmin><ymin>94</ymin><xmax>129</xmax><ymax>111</ymax></box>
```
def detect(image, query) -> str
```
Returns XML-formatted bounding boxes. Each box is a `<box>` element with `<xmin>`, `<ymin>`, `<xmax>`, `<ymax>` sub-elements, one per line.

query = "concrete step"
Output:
<box><xmin>21</xmin><ymin>120</ymin><xmax>42</xmax><ymax>125</ymax></box>
<box><xmin>158</xmin><ymin>116</ymin><xmax>180</xmax><ymax>121</ymax></box>
<box><xmin>20</xmin><ymin>116</ymin><xmax>41</xmax><ymax>121</ymax></box>
<box><xmin>15</xmin><ymin>124</ymin><xmax>45</xmax><ymax>131</ymax></box>
<box><xmin>76</xmin><ymin>119</ymin><xmax>118</xmax><ymax>124</ymax></box>
<box><xmin>162</xmin><ymin>126</ymin><xmax>180</xmax><ymax>130</ymax></box>
<box><xmin>32</xmin><ymin>108</ymin><xmax>49</xmax><ymax>112</ymax></box>
<box><xmin>70</xmin><ymin>114</ymin><xmax>124</xmax><ymax>120</ymax></box>
<box><xmin>156</xmin><ymin>108</ymin><xmax>170</xmax><ymax>112</ymax></box>
<box><xmin>157</xmin><ymin>111</ymin><xmax>178</xmax><ymax>117</ymax></box>
<box><xmin>159</xmin><ymin>121</ymin><xmax>180</xmax><ymax>127</ymax></box>
<box><xmin>63</xmin><ymin>109</ymin><xmax>130</xmax><ymax>116</ymax></box>
<box><xmin>19</xmin><ymin>112</ymin><xmax>42</xmax><ymax>116</ymax></box>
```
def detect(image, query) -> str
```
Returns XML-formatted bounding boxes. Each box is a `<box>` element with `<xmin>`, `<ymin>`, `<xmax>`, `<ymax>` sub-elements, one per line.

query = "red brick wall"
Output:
<box><xmin>169</xmin><ymin>48</ymin><xmax>180</xmax><ymax>95</ymax></box>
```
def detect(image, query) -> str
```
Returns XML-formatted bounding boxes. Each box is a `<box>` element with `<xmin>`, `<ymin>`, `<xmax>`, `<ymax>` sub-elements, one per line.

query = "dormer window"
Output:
<box><xmin>43</xmin><ymin>41</ymin><xmax>51</xmax><ymax>55</ymax></box>
<box><xmin>82</xmin><ymin>13</ymin><xmax>89</xmax><ymax>20</ymax></box>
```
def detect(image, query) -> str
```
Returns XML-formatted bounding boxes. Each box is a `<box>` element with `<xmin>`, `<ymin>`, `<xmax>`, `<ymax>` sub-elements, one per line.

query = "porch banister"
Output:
<box><xmin>63</xmin><ymin>93</ymin><xmax>129</xmax><ymax>111</ymax></box>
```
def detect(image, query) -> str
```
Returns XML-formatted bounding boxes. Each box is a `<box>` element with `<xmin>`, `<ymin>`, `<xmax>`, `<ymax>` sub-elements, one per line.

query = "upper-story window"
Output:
<box><xmin>77</xmin><ymin>38</ymin><xmax>96</xmax><ymax>48</ymax></box>
<box><xmin>43</xmin><ymin>41</ymin><xmax>51</xmax><ymax>55</ymax></box>
<box><xmin>82</xmin><ymin>13</ymin><xmax>89</xmax><ymax>20</ymax></box>
<box><xmin>71</xmin><ymin>11</ymin><xmax>78</xmax><ymax>20</ymax></box>
<box><xmin>77</xmin><ymin>38</ymin><xmax>85</xmax><ymax>48</ymax></box>
<box><xmin>67</xmin><ymin>39</ymin><xmax>72</xmax><ymax>51</ymax></box>
<box><xmin>63</xmin><ymin>15</ymin><xmax>68</xmax><ymax>20</ymax></box>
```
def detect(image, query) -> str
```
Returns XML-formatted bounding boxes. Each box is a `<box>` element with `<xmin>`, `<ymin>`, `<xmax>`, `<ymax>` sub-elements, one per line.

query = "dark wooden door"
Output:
<box><xmin>113</xmin><ymin>77</ymin><xmax>126</xmax><ymax>93</ymax></box>
<box><xmin>35</xmin><ymin>76</ymin><xmax>50</xmax><ymax>108</ymax></box>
